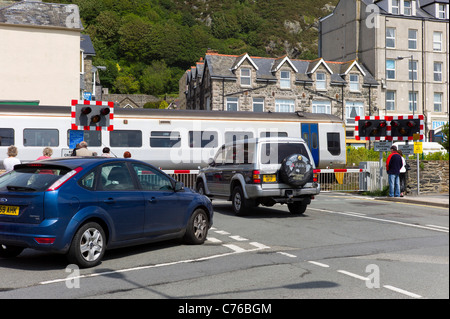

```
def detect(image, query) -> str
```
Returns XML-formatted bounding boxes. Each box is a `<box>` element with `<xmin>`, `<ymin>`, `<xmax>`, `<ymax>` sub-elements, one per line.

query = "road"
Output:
<box><xmin>0</xmin><ymin>192</ymin><xmax>448</xmax><ymax>303</ymax></box>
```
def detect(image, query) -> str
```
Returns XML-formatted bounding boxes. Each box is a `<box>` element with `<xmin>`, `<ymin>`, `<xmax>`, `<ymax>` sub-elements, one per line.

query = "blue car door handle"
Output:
<box><xmin>148</xmin><ymin>197</ymin><xmax>157</xmax><ymax>203</ymax></box>
<box><xmin>104</xmin><ymin>198</ymin><xmax>115</xmax><ymax>204</ymax></box>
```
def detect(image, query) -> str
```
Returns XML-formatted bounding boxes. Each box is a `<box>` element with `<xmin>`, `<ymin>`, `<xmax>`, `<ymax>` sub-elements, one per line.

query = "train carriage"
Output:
<box><xmin>0</xmin><ymin>104</ymin><xmax>346</xmax><ymax>170</ymax></box>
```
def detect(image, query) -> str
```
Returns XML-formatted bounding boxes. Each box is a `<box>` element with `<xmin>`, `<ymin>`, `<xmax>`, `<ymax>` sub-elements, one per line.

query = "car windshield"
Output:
<box><xmin>260</xmin><ymin>142</ymin><xmax>309</xmax><ymax>164</ymax></box>
<box><xmin>0</xmin><ymin>166</ymin><xmax>71</xmax><ymax>192</ymax></box>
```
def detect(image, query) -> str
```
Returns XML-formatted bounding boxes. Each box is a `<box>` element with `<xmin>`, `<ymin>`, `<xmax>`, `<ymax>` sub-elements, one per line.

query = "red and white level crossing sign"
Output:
<box><xmin>71</xmin><ymin>99</ymin><xmax>114</xmax><ymax>131</ymax></box>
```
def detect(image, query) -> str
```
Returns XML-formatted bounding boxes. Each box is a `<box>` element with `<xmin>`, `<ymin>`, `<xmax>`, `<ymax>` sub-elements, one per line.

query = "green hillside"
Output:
<box><xmin>47</xmin><ymin>0</ymin><xmax>338</xmax><ymax>97</ymax></box>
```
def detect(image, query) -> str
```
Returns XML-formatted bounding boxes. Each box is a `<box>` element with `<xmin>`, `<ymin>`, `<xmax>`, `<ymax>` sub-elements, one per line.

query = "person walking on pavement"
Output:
<box><xmin>386</xmin><ymin>145</ymin><xmax>403</xmax><ymax>197</ymax></box>
<box><xmin>75</xmin><ymin>141</ymin><xmax>94</xmax><ymax>156</ymax></box>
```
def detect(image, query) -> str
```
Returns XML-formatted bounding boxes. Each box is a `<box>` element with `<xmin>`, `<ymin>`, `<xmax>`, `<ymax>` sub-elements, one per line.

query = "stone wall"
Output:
<box><xmin>405</xmin><ymin>160</ymin><xmax>449</xmax><ymax>194</ymax></box>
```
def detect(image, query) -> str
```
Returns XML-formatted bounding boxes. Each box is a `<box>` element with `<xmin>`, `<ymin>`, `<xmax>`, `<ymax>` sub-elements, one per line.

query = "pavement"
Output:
<box><xmin>375</xmin><ymin>193</ymin><xmax>449</xmax><ymax>208</ymax></box>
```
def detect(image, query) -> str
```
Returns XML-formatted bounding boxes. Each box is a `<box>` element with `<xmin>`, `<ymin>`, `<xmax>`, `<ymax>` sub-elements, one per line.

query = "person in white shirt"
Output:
<box><xmin>398</xmin><ymin>149</ymin><xmax>407</xmax><ymax>197</ymax></box>
<box><xmin>3</xmin><ymin>145</ymin><xmax>21</xmax><ymax>172</ymax></box>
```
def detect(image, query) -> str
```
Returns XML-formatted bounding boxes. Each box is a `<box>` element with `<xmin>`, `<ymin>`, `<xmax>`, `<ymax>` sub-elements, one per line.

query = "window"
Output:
<box><xmin>280</xmin><ymin>71</ymin><xmax>291</xmax><ymax>89</ymax></box>
<box><xmin>131</xmin><ymin>163</ymin><xmax>173</xmax><ymax>191</ymax></box>
<box><xmin>189</xmin><ymin>131</ymin><xmax>218</xmax><ymax>148</ymax></box>
<box><xmin>214</xmin><ymin>146</ymin><xmax>226</xmax><ymax>166</ymax></box>
<box><xmin>67</xmin><ymin>130</ymin><xmax>101</xmax><ymax>147</ymax></box>
<box><xmin>434</xmin><ymin>62</ymin><xmax>443</xmax><ymax>82</ymax></box>
<box><xmin>391</xmin><ymin>0</ymin><xmax>399</xmax><ymax>14</ymax></box>
<box><xmin>409</xmin><ymin>91</ymin><xmax>417</xmax><ymax>112</ymax></box>
<box><xmin>434</xmin><ymin>93</ymin><xmax>443</xmax><ymax>112</ymax></box>
<box><xmin>253</xmin><ymin>98</ymin><xmax>264</xmax><ymax>112</ymax></box>
<box><xmin>224</xmin><ymin>141</ymin><xmax>255</xmax><ymax>165</ymax></box>
<box><xmin>260</xmin><ymin>131</ymin><xmax>288</xmax><ymax>138</ymax></box>
<box><xmin>438</xmin><ymin>4</ymin><xmax>446</xmax><ymax>19</ymax></box>
<box><xmin>275</xmin><ymin>99</ymin><xmax>295</xmax><ymax>112</ymax></box>
<box><xmin>241</xmin><ymin>68</ymin><xmax>251</xmax><ymax>86</ymax></box>
<box><xmin>386</xmin><ymin>28</ymin><xmax>395</xmax><ymax>48</ymax></box>
<box><xmin>100</xmin><ymin>163</ymin><xmax>135</xmax><ymax>191</ymax></box>
<box><xmin>386</xmin><ymin>59</ymin><xmax>396</xmax><ymax>79</ymax></box>
<box><xmin>404</xmin><ymin>0</ymin><xmax>412</xmax><ymax>15</ymax></box>
<box><xmin>349</xmin><ymin>74</ymin><xmax>359</xmax><ymax>91</ymax></box>
<box><xmin>226</xmin><ymin>97</ymin><xmax>238</xmax><ymax>111</ymax></box>
<box><xmin>409</xmin><ymin>60</ymin><xmax>418</xmax><ymax>81</ymax></box>
<box><xmin>312</xmin><ymin>100</ymin><xmax>331</xmax><ymax>114</ymax></box>
<box><xmin>433</xmin><ymin>32</ymin><xmax>442</xmax><ymax>51</ymax></box>
<box><xmin>408</xmin><ymin>29</ymin><xmax>417</xmax><ymax>50</ymax></box>
<box><xmin>150</xmin><ymin>131</ymin><xmax>181</xmax><ymax>148</ymax></box>
<box><xmin>110</xmin><ymin>130</ymin><xmax>142</xmax><ymax>147</ymax></box>
<box><xmin>260</xmin><ymin>142</ymin><xmax>309</xmax><ymax>165</ymax></box>
<box><xmin>0</xmin><ymin>128</ymin><xmax>14</xmax><ymax>146</ymax></box>
<box><xmin>23</xmin><ymin>129</ymin><xmax>58</xmax><ymax>147</ymax></box>
<box><xmin>224</xmin><ymin>131</ymin><xmax>253</xmax><ymax>145</ymax></box>
<box><xmin>345</xmin><ymin>101</ymin><xmax>364</xmax><ymax>125</ymax></box>
<box><xmin>327</xmin><ymin>133</ymin><xmax>341</xmax><ymax>156</ymax></box>
<box><xmin>386</xmin><ymin>91</ymin><xmax>396</xmax><ymax>111</ymax></box>
<box><xmin>316</xmin><ymin>72</ymin><xmax>326</xmax><ymax>90</ymax></box>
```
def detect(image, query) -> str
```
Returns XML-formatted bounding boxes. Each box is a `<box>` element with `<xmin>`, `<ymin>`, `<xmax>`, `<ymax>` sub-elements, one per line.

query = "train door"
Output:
<box><xmin>301</xmin><ymin>123</ymin><xmax>319</xmax><ymax>167</ymax></box>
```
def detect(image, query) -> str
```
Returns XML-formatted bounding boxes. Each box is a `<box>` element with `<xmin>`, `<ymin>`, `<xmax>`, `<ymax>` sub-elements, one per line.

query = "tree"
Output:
<box><xmin>440</xmin><ymin>123</ymin><xmax>449</xmax><ymax>152</ymax></box>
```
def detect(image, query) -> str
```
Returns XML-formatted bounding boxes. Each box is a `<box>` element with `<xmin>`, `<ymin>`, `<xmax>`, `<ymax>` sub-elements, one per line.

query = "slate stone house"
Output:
<box><xmin>182</xmin><ymin>50</ymin><xmax>378</xmax><ymax>145</ymax></box>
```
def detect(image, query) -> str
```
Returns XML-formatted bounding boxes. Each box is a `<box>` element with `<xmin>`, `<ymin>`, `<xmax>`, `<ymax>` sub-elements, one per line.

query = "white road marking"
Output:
<box><xmin>308</xmin><ymin>261</ymin><xmax>330</xmax><ymax>268</ymax></box>
<box><xmin>229</xmin><ymin>235</ymin><xmax>248</xmax><ymax>241</ymax></box>
<box><xmin>223</xmin><ymin>244</ymin><xmax>247</xmax><ymax>253</ymax></box>
<box><xmin>214</xmin><ymin>230</ymin><xmax>230</xmax><ymax>235</ymax></box>
<box><xmin>249</xmin><ymin>242</ymin><xmax>271</xmax><ymax>249</ymax></box>
<box><xmin>383</xmin><ymin>285</ymin><xmax>422</xmax><ymax>299</ymax></box>
<box><xmin>206</xmin><ymin>237</ymin><xmax>222</xmax><ymax>243</ymax></box>
<box><xmin>277</xmin><ymin>252</ymin><xmax>297</xmax><ymax>258</ymax></box>
<box><xmin>337</xmin><ymin>270</ymin><xmax>369</xmax><ymax>281</ymax></box>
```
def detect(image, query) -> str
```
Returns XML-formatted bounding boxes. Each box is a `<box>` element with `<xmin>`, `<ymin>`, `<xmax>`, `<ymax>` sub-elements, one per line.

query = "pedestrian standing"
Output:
<box><xmin>3</xmin><ymin>145</ymin><xmax>21</xmax><ymax>172</ymax></box>
<box><xmin>75</xmin><ymin>141</ymin><xmax>94</xmax><ymax>156</ymax></box>
<box><xmin>397</xmin><ymin>149</ymin><xmax>407</xmax><ymax>197</ymax></box>
<box><xmin>123</xmin><ymin>151</ymin><xmax>131</xmax><ymax>158</ymax></box>
<box><xmin>386</xmin><ymin>145</ymin><xmax>403</xmax><ymax>197</ymax></box>
<box><xmin>37</xmin><ymin>147</ymin><xmax>53</xmax><ymax>160</ymax></box>
<box><xmin>101</xmin><ymin>147</ymin><xmax>113</xmax><ymax>157</ymax></box>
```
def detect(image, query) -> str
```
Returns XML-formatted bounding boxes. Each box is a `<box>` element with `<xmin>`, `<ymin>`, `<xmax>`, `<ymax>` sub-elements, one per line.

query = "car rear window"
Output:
<box><xmin>0</xmin><ymin>165</ymin><xmax>71</xmax><ymax>192</ymax></box>
<box><xmin>260</xmin><ymin>143</ymin><xmax>310</xmax><ymax>164</ymax></box>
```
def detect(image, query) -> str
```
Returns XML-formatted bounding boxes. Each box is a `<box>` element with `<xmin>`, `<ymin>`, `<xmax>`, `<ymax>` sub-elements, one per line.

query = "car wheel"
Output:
<box><xmin>279</xmin><ymin>154</ymin><xmax>313</xmax><ymax>187</ymax></box>
<box><xmin>67</xmin><ymin>222</ymin><xmax>106</xmax><ymax>268</ymax></box>
<box><xmin>196</xmin><ymin>180</ymin><xmax>205</xmax><ymax>195</ymax></box>
<box><xmin>0</xmin><ymin>244</ymin><xmax>24</xmax><ymax>258</ymax></box>
<box><xmin>287</xmin><ymin>202</ymin><xmax>308</xmax><ymax>215</ymax></box>
<box><xmin>232</xmin><ymin>186</ymin><xmax>249</xmax><ymax>216</ymax></box>
<box><xmin>184</xmin><ymin>209</ymin><xmax>209</xmax><ymax>245</ymax></box>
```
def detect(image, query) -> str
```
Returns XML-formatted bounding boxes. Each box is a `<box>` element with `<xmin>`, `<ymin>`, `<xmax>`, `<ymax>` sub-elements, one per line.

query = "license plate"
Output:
<box><xmin>0</xmin><ymin>205</ymin><xmax>20</xmax><ymax>216</ymax></box>
<box><xmin>263</xmin><ymin>175</ymin><xmax>276</xmax><ymax>183</ymax></box>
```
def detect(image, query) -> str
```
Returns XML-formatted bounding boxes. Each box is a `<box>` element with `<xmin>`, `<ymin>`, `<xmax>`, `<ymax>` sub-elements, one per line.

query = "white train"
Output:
<box><xmin>0</xmin><ymin>104</ymin><xmax>346</xmax><ymax>170</ymax></box>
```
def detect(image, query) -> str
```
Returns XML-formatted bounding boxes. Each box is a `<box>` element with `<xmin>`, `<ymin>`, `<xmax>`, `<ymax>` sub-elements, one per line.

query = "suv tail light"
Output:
<box><xmin>46</xmin><ymin>167</ymin><xmax>83</xmax><ymax>191</ymax></box>
<box><xmin>252</xmin><ymin>170</ymin><xmax>261</xmax><ymax>183</ymax></box>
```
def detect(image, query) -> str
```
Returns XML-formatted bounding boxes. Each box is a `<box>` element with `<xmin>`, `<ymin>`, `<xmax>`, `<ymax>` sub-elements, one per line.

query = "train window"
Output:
<box><xmin>260</xmin><ymin>131</ymin><xmax>288</xmax><ymax>138</ymax></box>
<box><xmin>110</xmin><ymin>130</ymin><xmax>142</xmax><ymax>148</ymax></box>
<box><xmin>0</xmin><ymin>128</ymin><xmax>14</xmax><ymax>146</ymax></box>
<box><xmin>23</xmin><ymin>129</ymin><xmax>58</xmax><ymax>147</ymax></box>
<box><xmin>150</xmin><ymin>131</ymin><xmax>181</xmax><ymax>148</ymax></box>
<box><xmin>225</xmin><ymin>132</ymin><xmax>253</xmax><ymax>144</ymax></box>
<box><xmin>311</xmin><ymin>132</ymin><xmax>318</xmax><ymax>149</ymax></box>
<box><xmin>327</xmin><ymin>133</ymin><xmax>341</xmax><ymax>155</ymax></box>
<box><xmin>189</xmin><ymin>131</ymin><xmax>218</xmax><ymax>148</ymax></box>
<box><xmin>67</xmin><ymin>130</ymin><xmax>101</xmax><ymax>147</ymax></box>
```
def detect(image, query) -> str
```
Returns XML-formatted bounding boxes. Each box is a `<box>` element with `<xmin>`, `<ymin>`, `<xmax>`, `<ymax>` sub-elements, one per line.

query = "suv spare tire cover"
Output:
<box><xmin>279</xmin><ymin>154</ymin><xmax>313</xmax><ymax>187</ymax></box>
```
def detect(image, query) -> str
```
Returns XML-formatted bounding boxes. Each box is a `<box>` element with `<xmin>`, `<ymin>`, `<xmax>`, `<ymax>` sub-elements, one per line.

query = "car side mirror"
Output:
<box><xmin>207</xmin><ymin>158</ymin><xmax>215</xmax><ymax>166</ymax></box>
<box><xmin>174</xmin><ymin>181</ymin><xmax>184</xmax><ymax>191</ymax></box>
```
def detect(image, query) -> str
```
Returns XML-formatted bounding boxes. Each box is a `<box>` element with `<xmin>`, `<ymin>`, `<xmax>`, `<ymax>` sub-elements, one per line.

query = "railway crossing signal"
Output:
<box><xmin>71</xmin><ymin>100</ymin><xmax>114</xmax><ymax>131</ymax></box>
<box><xmin>355</xmin><ymin>115</ymin><xmax>423</xmax><ymax>141</ymax></box>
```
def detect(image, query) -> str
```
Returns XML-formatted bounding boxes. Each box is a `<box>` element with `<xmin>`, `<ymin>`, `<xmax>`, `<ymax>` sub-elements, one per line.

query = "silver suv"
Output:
<box><xmin>196</xmin><ymin>137</ymin><xmax>320</xmax><ymax>215</ymax></box>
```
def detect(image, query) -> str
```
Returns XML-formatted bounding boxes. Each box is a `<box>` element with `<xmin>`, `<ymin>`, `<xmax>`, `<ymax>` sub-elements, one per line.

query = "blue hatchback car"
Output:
<box><xmin>0</xmin><ymin>157</ymin><xmax>213</xmax><ymax>268</ymax></box>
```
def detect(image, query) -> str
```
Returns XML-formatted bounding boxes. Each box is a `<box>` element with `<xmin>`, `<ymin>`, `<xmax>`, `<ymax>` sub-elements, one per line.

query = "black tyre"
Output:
<box><xmin>183</xmin><ymin>209</ymin><xmax>209</xmax><ymax>245</ymax></box>
<box><xmin>67</xmin><ymin>222</ymin><xmax>106</xmax><ymax>268</ymax></box>
<box><xmin>287</xmin><ymin>202</ymin><xmax>308</xmax><ymax>215</ymax></box>
<box><xmin>196</xmin><ymin>180</ymin><xmax>205</xmax><ymax>195</ymax></box>
<box><xmin>0</xmin><ymin>244</ymin><xmax>24</xmax><ymax>258</ymax></box>
<box><xmin>231</xmin><ymin>186</ymin><xmax>249</xmax><ymax>216</ymax></box>
<box><xmin>279</xmin><ymin>154</ymin><xmax>313</xmax><ymax>187</ymax></box>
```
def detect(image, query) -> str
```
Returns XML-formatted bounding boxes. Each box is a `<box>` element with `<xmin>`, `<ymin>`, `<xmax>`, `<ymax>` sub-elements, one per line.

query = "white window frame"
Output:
<box><xmin>408</xmin><ymin>29</ymin><xmax>417</xmax><ymax>50</ymax></box>
<box><xmin>275</xmin><ymin>99</ymin><xmax>295</xmax><ymax>112</ymax></box>
<box><xmin>226</xmin><ymin>97</ymin><xmax>239</xmax><ymax>111</ymax></box>
<box><xmin>386</xmin><ymin>59</ymin><xmax>396</xmax><ymax>79</ymax></box>
<box><xmin>316</xmin><ymin>72</ymin><xmax>326</xmax><ymax>90</ymax></box>
<box><xmin>312</xmin><ymin>100</ymin><xmax>331</xmax><ymax>114</ymax></box>
<box><xmin>438</xmin><ymin>4</ymin><xmax>446</xmax><ymax>19</ymax></box>
<box><xmin>391</xmin><ymin>0</ymin><xmax>400</xmax><ymax>14</ymax></box>
<box><xmin>386</xmin><ymin>28</ymin><xmax>396</xmax><ymax>48</ymax></box>
<box><xmin>345</xmin><ymin>101</ymin><xmax>364</xmax><ymax>125</ymax></box>
<box><xmin>434</xmin><ymin>92</ymin><xmax>443</xmax><ymax>112</ymax></box>
<box><xmin>349</xmin><ymin>74</ymin><xmax>360</xmax><ymax>92</ymax></box>
<box><xmin>433</xmin><ymin>62</ymin><xmax>443</xmax><ymax>82</ymax></box>
<box><xmin>409</xmin><ymin>60</ymin><xmax>418</xmax><ymax>81</ymax></box>
<box><xmin>240</xmin><ymin>68</ymin><xmax>251</xmax><ymax>86</ymax></box>
<box><xmin>433</xmin><ymin>32</ymin><xmax>442</xmax><ymax>51</ymax></box>
<box><xmin>252</xmin><ymin>98</ymin><xmax>264</xmax><ymax>112</ymax></box>
<box><xmin>386</xmin><ymin>91</ymin><xmax>396</xmax><ymax>111</ymax></box>
<box><xmin>280</xmin><ymin>71</ymin><xmax>291</xmax><ymax>89</ymax></box>
<box><xmin>408</xmin><ymin>91</ymin><xmax>417</xmax><ymax>112</ymax></box>
<box><xmin>403</xmin><ymin>0</ymin><xmax>412</xmax><ymax>16</ymax></box>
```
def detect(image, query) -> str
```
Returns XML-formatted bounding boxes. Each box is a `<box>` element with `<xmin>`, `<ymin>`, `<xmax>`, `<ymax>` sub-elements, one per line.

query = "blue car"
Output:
<box><xmin>0</xmin><ymin>157</ymin><xmax>213</xmax><ymax>268</ymax></box>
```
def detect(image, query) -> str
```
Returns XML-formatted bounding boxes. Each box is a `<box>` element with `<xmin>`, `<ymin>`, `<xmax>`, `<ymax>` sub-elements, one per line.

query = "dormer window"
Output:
<box><xmin>240</xmin><ymin>68</ymin><xmax>251</xmax><ymax>86</ymax></box>
<box><xmin>349</xmin><ymin>74</ymin><xmax>360</xmax><ymax>91</ymax></box>
<box><xmin>316</xmin><ymin>72</ymin><xmax>326</xmax><ymax>90</ymax></box>
<box><xmin>438</xmin><ymin>4</ymin><xmax>446</xmax><ymax>19</ymax></box>
<box><xmin>280</xmin><ymin>71</ymin><xmax>291</xmax><ymax>89</ymax></box>
<box><xmin>392</xmin><ymin>0</ymin><xmax>400</xmax><ymax>14</ymax></box>
<box><xmin>404</xmin><ymin>0</ymin><xmax>412</xmax><ymax>16</ymax></box>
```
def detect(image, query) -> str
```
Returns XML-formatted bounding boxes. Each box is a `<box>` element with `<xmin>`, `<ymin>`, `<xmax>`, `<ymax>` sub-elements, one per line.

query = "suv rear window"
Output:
<box><xmin>260</xmin><ymin>143</ymin><xmax>309</xmax><ymax>164</ymax></box>
<box><xmin>0</xmin><ymin>166</ymin><xmax>71</xmax><ymax>192</ymax></box>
